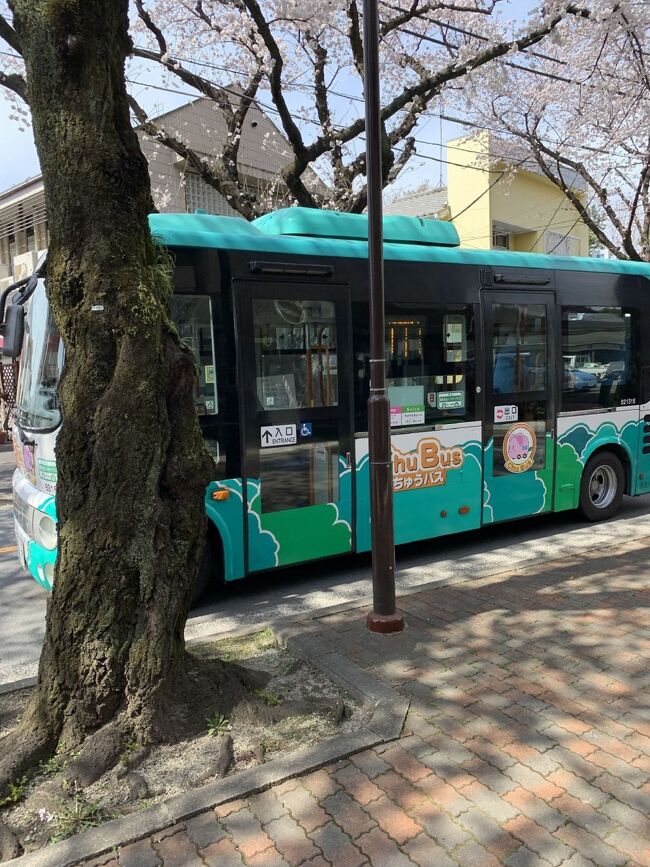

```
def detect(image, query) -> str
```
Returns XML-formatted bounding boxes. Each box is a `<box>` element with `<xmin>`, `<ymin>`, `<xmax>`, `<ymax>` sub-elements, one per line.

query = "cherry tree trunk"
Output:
<box><xmin>2</xmin><ymin>0</ymin><xmax>214</xmax><ymax>781</ymax></box>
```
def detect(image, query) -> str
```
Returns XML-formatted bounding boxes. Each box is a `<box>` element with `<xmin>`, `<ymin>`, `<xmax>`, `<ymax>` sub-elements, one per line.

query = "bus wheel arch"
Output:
<box><xmin>578</xmin><ymin>446</ymin><xmax>627</xmax><ymax>522</ymax></box>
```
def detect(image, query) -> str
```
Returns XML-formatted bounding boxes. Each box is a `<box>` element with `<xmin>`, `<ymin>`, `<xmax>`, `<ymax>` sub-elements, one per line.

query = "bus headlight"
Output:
<box><xmin>34</xmin><ymin>513</ymin><xmax>57</xmax><ymax>550</ymax></box>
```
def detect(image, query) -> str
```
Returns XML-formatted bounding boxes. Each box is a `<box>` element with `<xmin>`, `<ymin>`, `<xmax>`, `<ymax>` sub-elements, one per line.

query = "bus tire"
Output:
<box><xmin>579</xmin><ymin>450</ymin><xmax>624</xmax><ymax>522</ymax></box>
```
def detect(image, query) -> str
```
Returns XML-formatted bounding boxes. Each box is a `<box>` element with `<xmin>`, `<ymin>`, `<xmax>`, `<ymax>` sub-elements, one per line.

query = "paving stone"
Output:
<box><xmin>549</xmin><ymin>793</ymin><xmax>612</xmax><ymax>838</ymax></box>
<box><xmin>356</xmin><ymin>826</ymin><xmax>417</xmax><ymax>867</ymax></box>
<box><xmin>198</xmin><ymin>837</ymin><xmax>246</xmax><ymax>867</ymax></box>
<box><xmin>502</xmin><ymin>814</ymin><xmax>574</xmax><ymax>866</ymax></box>
<box><xmin>410</xmin><ymin>799</ymin><xmax>470</xmax><ymax>851</ymax></box>
<box><xmin>321</xmin><ymin>790</ymin><xmax>376</xmax><ymax>838</ymax></box>
<box><xmin>600</xmin><ymin>796</ymin><xmax>650</xmax><ymax>837</ymax></box>
<box><xmin>589</xmin><ymin>749</ymin><xmax>650</xmax><ymax>786</ymax></box>
<box><xmin>349</xmin><ymin>750</ymin><xmax>392</xmax><ymax>780</ymax></box>
<box><xmin>503</xmin><ymin>845</ymin><xmax>552</xmax><ymax>867</ymax></box>
<box><xmin>373</xmin><ymin>770</ymin><xmax>429</xmax><ymax>811</ymax></box>
<box><xmin>583</xmin><ymin>731</ymin><xmax>640</xmax><ymax>763</ymax></box>
<box><xmin>184</xmin><ymin>811</ymin><xmax>226</xmax><ymax>850</ymax></box>
<box><xmin>454</xmin><ymin>840</ymin><xmax>502</xmax><ymax>867</ymax></box>
<box><xmin>249</xmin><ymin>790</ymin><xmax>287</xmax><ymax>825</ymax></box>
<box><xmin>461</xmin><ymin>779</ymin><xmax>519</xmax><ymax>822</ymax></box>
<box><xmin>334</xmin><ymin>764</ymin><xmax>385</xmax><ymax>805</ymax></box>
<box><xmin>152</xmin><ymin>829</ymin><xmax>203</xmax><ymax>867</ymax></box>
<box><xmin>402</xmin><ymin>832</ymin><xmax>457</xmax><ymax>866</ymax></box>
<box><xmin>503</xmin><ymin>788</ymin><xmax>565</xmax><ymax>833</ymax></box>
<box><xmin>458</xmin><ymin>808</ymin><xmax>520</xmax><ymax>859</ymax></box>
<box><xmin>118</xmin><ymin>839</ymin><xmax>162</xmax><ymax>867</ymax></box>
<box><xmin>222</xmin><ymin>808</ymin><xmax>275</xmax><ymax>859</ymax></box>
<box><xmin>461</xmin><ymin>756</ymin><xmax>519</xmax><ymax>794</ymax></box>
<box><xmin>265</xmin><ymin>814</ymin><xmax>321</xmax><ymax>864</ymax></box>
<box><xmin>308</xmin><ymin>821</ymin><xmax>367</xmax><ymax>867</ymax></box>
<box><xmin>464</xmin><ymin>737</ymin><xmax>517</xmax><ymax>771</ymax></box>
<box><xmin>546</xmin><ymin>769</ymin><xmax>608</xmax><ymax>808</ymax></box>
<box><xmin>594</xmin><ymin>772</ymin><xmax>650</xmax><ymax>814</ymax></box>
<box><xmin>557</xmin><ymin>854</ymin><xmax>597</xmax><ymax>867</ymax></box>
<box><xmin>555</xmin><ymin>822</ymin><xmax>627</xmax><ymax>867</ymax></box>
<box><xmin>277</xmin><ymin>785</ymin><xmax>330</xmax><ymax>832</ymax></box>
<box><xmin>604</xmin><ymin>829</ymin><xmax>650</xmax><ymax>866</ymax></box>
<box><xmin>246</xmin><ymin>846</ymin><xmax>290</xmax><ymax>867</ymax></box>
<box><xmin>381</xmin><ymin>745</ymin><xmax>432</xmax><ymax>782</ymax></box>
<box><xmin>415</xmin><ymin>772</ymin><xmax>473</xmax><ymax>816</ymax></box>
<box><xmin>214</xmin><ymin>798</ymin><xmax>248</xmax><ymax>819</ymax></box>
<box><xmin>302</xmin><ymin>769</ymin><xmax>340</xmax><ymax>800</ymax></box>
<box><xmin>505</xmin><ymin>762</ymin><xmax>565</xmax><ymax>798</ymax></box>
<box><xmin>363</xmin><ymin>795</ymin><xmax>423</xmax><ymax>844</ymax></box>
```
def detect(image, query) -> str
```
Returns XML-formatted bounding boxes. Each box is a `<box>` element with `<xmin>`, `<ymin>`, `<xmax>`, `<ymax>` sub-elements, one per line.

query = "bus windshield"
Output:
<box><xmin>15</xmin><ymin>280</ymin><xmax>64</xmax><ymax>431</ymax></box>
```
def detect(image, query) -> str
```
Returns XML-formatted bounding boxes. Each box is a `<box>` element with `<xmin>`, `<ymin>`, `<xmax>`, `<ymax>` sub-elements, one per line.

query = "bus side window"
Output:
<box><xmin>352</xmin><ymin>303</ymin><xmax>476</xmax><ymax>431</ymax></box>
<box><xmin>253</xmin><ymin>299</ymin><xmax>338</xmax><ymax>410</ymax></box>
<box><xmin>170</xmin><ymin>295</ymin><xmax>219</xmax><ymax>416</ymax></box>
<box><xmin>561</xmin><ymin>307</ymin><xmax>637</xmax><ymax>410</ymax></box>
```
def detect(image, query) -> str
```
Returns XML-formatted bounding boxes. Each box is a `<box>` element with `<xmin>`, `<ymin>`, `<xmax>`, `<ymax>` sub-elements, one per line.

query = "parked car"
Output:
<box><xmin>572</xmin><ymin>369</ymin><xmax>599</xmax><ymax>391</ymax></box>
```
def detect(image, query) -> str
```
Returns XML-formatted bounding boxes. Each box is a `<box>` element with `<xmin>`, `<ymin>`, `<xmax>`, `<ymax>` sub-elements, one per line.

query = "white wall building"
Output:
<box><xmin>0</xmin><ymin>95</ymin><xmax>315</xmax><ymax>291</ymax></box>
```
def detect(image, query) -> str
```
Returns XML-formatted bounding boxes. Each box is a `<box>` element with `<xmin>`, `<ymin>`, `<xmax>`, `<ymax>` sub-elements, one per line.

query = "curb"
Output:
<box><xmin>8</xmin><ymin>629</ymin><xmax>409</xmax><ymax>867</ymax></box>
<box><xmin>0</xmin><ymin>676</ymin><xmax>37</xmax><ymax>697</ymax></box>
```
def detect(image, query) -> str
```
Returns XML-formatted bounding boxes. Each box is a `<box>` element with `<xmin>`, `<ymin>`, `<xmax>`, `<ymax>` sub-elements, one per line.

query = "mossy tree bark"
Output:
<box><xmin>0</xmin><ymin>0</ymin><xmax>223</xmax><ymax>788</ymax></box>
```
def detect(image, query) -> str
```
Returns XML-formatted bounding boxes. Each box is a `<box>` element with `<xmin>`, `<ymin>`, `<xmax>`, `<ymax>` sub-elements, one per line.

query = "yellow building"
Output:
<box><xmin>386</xmin><ymin>131</ymin><xmax>589</xmax><ymax>257</ymax></box>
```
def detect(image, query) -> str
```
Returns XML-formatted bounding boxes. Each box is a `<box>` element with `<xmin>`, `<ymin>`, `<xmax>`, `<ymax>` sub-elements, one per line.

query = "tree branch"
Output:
<box><xmin>505</xmin><ymin>119</ymin><xmax>632</xmax><ymax>260</ymax></box>
<box><xmin>0</xmin><ymin>12</ymin><xmax>22</xmax><ymax>55</ymax></box>
<box><xmin>134</xmin><ymin>0</ymin><xmax>167</xmax><ymax>55</ymax></box>
<box><xmin>0</xmin><ymin>69</ymin><xmax>28</xmax><ymax>103</ymax></box>
<box><xmin>131</xmin><ymin>46</ymin><xmax>235</xmax><ymax>122</ymax></box>
<box><xmin>128</xmin><ymin>95</ymin><xmax>261</xmax><ymax>220</ymax></box>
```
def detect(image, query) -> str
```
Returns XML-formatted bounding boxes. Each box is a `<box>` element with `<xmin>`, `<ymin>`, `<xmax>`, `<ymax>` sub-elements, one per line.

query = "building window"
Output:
<box><xmin>184</xmin><ymin>172</ymin><xmax>242</xmax><ymax>217</ymax></box>
<box><xmin>545</xmin><ymin>231</ymin><xmax>580</xmax><ymax>257</ymax></box>
<box><xmin>492</xmin><ymin>230</ymin><xmax>510</xmax><ymax>250</ymax></box>
<box><xmin>26</xmin><ymin>226</ymin><xmax>36</xmax><ymax>253</ymax></box>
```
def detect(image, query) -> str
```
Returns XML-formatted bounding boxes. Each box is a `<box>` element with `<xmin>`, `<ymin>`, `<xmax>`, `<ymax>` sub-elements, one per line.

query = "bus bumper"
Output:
<box><xmin>13</xmin><ymin>469</ymin><xmax>57</xmax><ymax>591</ymax></box>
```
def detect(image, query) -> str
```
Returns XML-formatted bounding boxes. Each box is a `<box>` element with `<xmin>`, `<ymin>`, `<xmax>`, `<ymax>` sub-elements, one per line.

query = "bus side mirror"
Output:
<box><xmin>3</xmin><ymin>303</ymin><xmax>25</xmax><ymax>358</ymax></box>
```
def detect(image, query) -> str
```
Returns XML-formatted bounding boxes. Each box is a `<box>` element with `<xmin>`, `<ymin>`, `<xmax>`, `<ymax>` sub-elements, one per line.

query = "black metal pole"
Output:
<box><xmin>363</xmin><ymin>0</ymin><xmax>404</xmax><ymax>634</ymax></box>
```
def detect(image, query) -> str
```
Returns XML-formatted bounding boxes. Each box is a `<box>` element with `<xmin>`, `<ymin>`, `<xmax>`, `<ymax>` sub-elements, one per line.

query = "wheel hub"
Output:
<box><xmin>588</xmin><ymin>464</ymin><xmax>617</xmax><ymax>509</ymax></box>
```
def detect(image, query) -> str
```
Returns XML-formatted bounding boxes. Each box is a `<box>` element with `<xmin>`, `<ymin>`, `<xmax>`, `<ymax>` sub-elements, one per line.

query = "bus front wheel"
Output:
<box><xmin>579</xmin><ymin>451</ymin><xmax>624</xmax><ymax>522</ymax></box>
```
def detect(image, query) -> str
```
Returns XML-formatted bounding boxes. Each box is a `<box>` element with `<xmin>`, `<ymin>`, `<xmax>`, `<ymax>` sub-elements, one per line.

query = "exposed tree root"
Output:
<box><xmin>0</xmin><ymin>652</ymin><xmax>274</xmax><ymax>798</ymax></box>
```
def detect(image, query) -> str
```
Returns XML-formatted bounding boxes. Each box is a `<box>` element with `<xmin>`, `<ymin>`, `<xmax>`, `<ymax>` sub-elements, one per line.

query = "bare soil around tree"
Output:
<box><xmin>0</xmin><ymin>629</ymin><xmax>367</xmax><ymax>861</ymax></box>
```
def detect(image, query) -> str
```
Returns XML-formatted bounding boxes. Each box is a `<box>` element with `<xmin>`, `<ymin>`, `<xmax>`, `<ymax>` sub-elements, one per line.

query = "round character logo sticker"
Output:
<box><xmin>502</xmin><ymin>422</ymin><xmax>536</xmax><ymax>474</ymax></box>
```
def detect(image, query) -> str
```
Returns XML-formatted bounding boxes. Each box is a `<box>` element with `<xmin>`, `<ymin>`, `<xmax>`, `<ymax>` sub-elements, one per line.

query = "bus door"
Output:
<box><xmin>236</xmin><ymin>283</ymin><xmax>354</xmax><ymax>573</ymax></box>
<box><xmin>482</xmin><ymin>291</ymin><xmax>557</xmax><ymax>523</ymax></box>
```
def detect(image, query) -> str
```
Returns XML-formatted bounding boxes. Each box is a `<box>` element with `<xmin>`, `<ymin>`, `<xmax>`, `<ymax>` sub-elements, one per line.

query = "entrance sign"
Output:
<box><xmin>260</xmin><ymin>424</ymin><xmax>297</xmax><ymax>447</ymax></box>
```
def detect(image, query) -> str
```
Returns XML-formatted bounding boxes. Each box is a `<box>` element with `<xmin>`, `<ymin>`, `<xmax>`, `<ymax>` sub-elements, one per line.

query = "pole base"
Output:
<box><xmin>367</xmin><ymin>610</ymin><xmax>405</xmax><ymax>634</ymax></box>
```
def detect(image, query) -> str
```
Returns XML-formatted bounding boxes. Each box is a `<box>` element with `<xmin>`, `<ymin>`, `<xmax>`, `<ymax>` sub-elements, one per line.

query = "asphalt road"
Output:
<box><xmin>3</xmin><ymin>447</ymin><xmax>650</xmax><ymax>686</ymax></box>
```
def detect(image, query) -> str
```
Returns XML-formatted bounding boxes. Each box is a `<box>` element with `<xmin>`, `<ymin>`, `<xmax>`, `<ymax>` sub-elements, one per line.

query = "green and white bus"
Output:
<box><xmin>8</xmin><ymin>208</ymin><xmax>650</xmax><ymax>599</ymax></box>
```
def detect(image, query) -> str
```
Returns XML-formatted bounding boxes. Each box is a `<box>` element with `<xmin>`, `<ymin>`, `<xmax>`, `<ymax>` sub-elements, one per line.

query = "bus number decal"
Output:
<box><xmin>392</xmin><ymin>438</ymin><xmax>464</xmax><ymax>492</ymax></box>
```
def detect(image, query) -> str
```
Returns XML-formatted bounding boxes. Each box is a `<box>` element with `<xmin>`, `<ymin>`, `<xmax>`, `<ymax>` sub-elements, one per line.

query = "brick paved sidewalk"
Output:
<box><xmin>86</xmin><ymin>536</ymin><xmax>650</xmax><ymax>867</ymax></box>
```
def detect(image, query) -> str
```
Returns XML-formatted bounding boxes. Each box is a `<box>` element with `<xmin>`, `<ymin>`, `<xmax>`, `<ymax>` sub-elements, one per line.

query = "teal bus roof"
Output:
<box><xmin>253</xmin><ymin>208</ymin><xmax>460</xmax><ymax>247</ymax></box>
<box><xmin>148</xmin><ymin>209</ymin><xmax>650</xmax><ymax>278</ymax></box>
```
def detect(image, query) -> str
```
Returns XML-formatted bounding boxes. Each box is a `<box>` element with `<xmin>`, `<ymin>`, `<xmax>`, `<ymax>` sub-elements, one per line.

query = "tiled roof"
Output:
<box><xmin>384</xmin><ymin>187</ymin><xmax>449</xmax><ymax>218</ymax></box>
